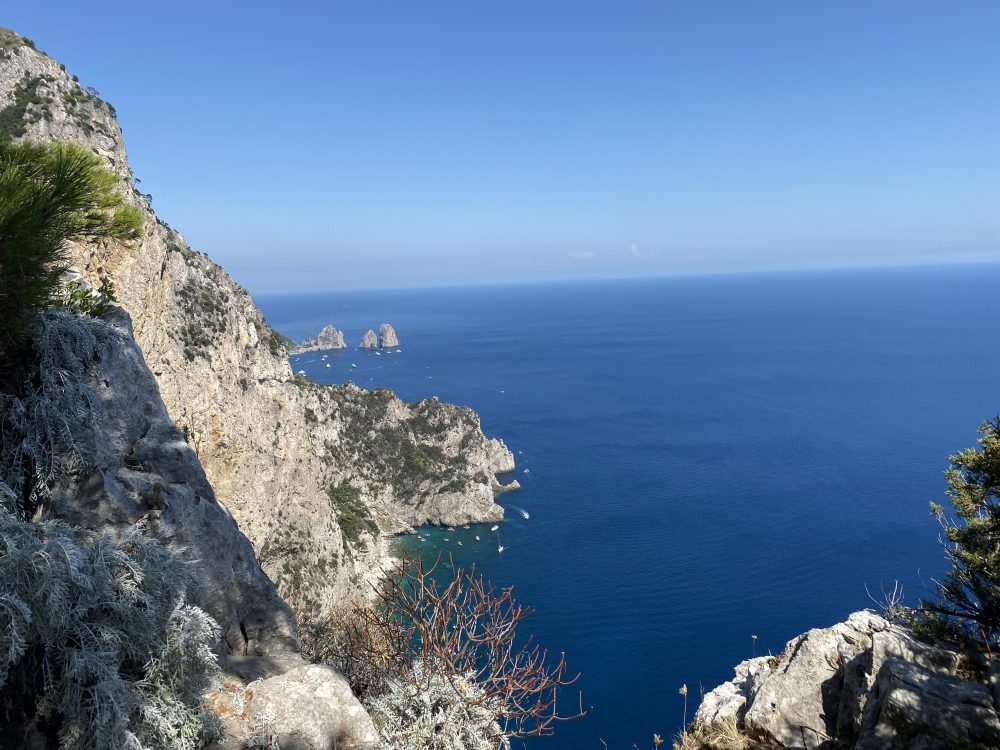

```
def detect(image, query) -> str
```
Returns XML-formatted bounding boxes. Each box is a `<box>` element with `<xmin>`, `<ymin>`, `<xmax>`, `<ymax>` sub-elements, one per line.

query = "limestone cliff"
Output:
<box><xmin>691</xmin><ymin>610</ymin><xmax>1000</xmax><ymax>749</ymax></box>
<box><xmin>295</xmin><ymin>324</ymin><xmax>346</xmax><ymax>353</ymax></box>
<box><xmin>0</xmin><ymin>29</ymin><xmax>514</xmax><ymax>622</ymax></box>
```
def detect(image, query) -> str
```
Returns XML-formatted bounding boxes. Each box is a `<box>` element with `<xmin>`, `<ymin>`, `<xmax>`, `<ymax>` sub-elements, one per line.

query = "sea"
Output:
<box><xmin>257</xmin><ymin>264</ymin><xmax>1000</xmax><ymax>748</ymax></box>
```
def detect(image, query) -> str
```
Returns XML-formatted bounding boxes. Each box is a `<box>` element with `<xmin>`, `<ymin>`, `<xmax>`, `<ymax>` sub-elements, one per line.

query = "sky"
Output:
<box><xmin>6</xmin><ymin>2</ymin><xmax>1000</xmax><ymax>292</ymax></box>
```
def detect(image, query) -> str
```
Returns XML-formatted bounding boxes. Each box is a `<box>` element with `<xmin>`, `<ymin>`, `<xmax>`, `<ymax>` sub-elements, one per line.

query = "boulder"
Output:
<box><xmin>241</xmin><ymin>664</ymin><xmax>379</xmax><ymax>749</ymax></box>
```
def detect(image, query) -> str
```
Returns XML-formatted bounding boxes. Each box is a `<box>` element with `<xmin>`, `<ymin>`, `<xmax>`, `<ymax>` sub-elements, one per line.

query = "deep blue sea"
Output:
<box><xmin>258</xmin><ymin>265</ymin><xmax>1000</xmax><ymax>748</ymax></box>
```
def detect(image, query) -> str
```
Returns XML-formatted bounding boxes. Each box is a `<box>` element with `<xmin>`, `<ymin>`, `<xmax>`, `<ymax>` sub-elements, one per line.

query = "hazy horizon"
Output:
<box><xmin>6</xmin><ymin>1</ymin><xmax>999</xmax><ymax>294</ymax></box>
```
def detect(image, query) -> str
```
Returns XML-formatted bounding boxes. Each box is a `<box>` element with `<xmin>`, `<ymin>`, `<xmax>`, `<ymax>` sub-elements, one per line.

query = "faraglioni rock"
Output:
<box><xmin>360</xmin><ymin>329</ymin><xmax>378</xmax><ymax>349</ymax></box>
<box><xmin>296</xmin><ymin>323</ymin><xmax>346</xmax><ymax>353</ymax></box>
<box><xmin>692</xmin><ymin>610</ymin><xmax>1000</xmax><ymax>749</ymax></box>
<box><xmin>379</xmin><ymin>322</ymin><xmax>399</xmax><ymax>348</ymax></box>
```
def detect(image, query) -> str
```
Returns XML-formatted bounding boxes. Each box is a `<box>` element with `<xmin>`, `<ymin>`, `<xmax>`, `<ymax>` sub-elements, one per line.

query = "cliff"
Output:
<box><xmin>688</xmin><ymin>610</ymin><xmax>1000</xmax><ymax>749</ymax></box>
<box><xmin>0</xmin><ymin>30</ymin><xmax>513</xmax><ymax>623</ymax></box>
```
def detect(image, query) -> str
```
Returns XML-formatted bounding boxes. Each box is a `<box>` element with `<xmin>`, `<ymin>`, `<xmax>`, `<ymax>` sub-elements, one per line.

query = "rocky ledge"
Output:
<box><xmin>692</xmin><ymin>610</ymin><xmax>1000</xmax><ymax>749</ymax></box>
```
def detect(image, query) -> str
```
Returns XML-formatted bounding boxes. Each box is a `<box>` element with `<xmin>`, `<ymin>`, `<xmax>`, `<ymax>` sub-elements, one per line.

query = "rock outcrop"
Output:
<box><xmin>295</xmin><ymin>323</ymin><xmax>346</xmax><ymax>353</ymax></box>
<box><xmin>693</xmin><ymin>610</ymin><xmax>1000</xmax><ymax>749</ymax></box>
<box><xmin>379</xmin><ymin>323</ymin><xmax>399</xmax><ymax>349</ymax></box>
<box><xmin>0</xmin><ymin>30</ymin><xmax>514</xmax><ymax>623</ymax></box>
<box><xmin>360</xmin><ymin>329</ymin><xmax>378</xmax><ymax>349</ymax></box>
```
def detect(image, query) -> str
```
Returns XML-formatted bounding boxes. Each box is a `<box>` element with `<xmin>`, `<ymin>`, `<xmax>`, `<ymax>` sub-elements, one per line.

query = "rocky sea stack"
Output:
<box><xmin>379</xmin><ymin>323</ymin><xmax>399</xmax><ymax>349</ymax></box>
<box><xmin>295</xmin><ymin>323</ymin><xmax>346</xmax><ymax>353</ymax></box>
<box><xmin>360</xmin><ymin>329</ymin><xmax>378</xmax><ymax>349</ymax></box>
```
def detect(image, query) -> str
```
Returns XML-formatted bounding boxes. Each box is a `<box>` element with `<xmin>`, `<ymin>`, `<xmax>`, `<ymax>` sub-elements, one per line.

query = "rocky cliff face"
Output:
<box><xmin>379</xmin><ymin>323</ymin><xmax>399</xmax><ymax>349</ymax></box>
<box><xmin>295</xmin><ymin>324</ymin><xmax>346</xmax><ymax>353</ymax></box>
<box><xmin>692</xmin><ymin>610</ymin><xmax>1000</xmax><ymax>749</ymax></box>
<box><xmin>0</xmin><ymin>30</ymin><xmax>513</xmax><ymax>622</ymax></box>
<box><xmin>14</xmin><ymin>308</ymin><xmax>377</xmax><ymax>748</ymax></box>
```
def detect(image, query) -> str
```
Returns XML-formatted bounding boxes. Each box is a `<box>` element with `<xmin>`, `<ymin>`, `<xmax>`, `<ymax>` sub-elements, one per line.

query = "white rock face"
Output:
<box><xmin>359</xmin><ymin>329</ymin><xmax>378</xmax><ymax>349</ymax></box>
<box><xmin>379</xmin><ymin>322</ymin><xmax>399</xmax><ymax>348</ymax></box>
<box><xmin>0</xmin><ymin>33</ymin><xmax>515</xmax><ymax>623</ymax></box>
<box><xmin>296</xmin><ymin>323</ymin><xmax>346</xmax><ymax>353</ymax></box>
<box><xmin>694</xmin><ymin>610</ymin><xmax>1000</xmax><ymax>749</ymax></box>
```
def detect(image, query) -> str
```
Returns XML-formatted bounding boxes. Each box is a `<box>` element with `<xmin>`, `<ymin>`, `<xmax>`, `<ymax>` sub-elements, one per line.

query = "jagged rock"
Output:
<box><xmin>742</xmin><ymin>610</ymin><xmax>887</xmax><ymax>747</ymax></box>
<box><xmin>694</xmin><ymin>657</ymin><xmax>770</xmax><ymax>727</ymax></box>
<box><xmin>241</xmin><ymin>665</ymin><xmax>379</xmax><ymax>749</ymax></box>
<box><xmin>379</xmin><ymin>323</ymin><xmax>399</xmax><ymax>348</ymax></box>
<box><xmin>856</xmin><ymin>658</ymin><xmax>1000</xmax><ymax>750</ymax></box>
<box><xmin>360</xmin><ymin>329</ymin><xmax>378</xmax><ymax>349</ymax></box>
<box><xmin>0</xmin><ymin>31</ymin><xmax>516</xmax><ymax>621</ymax></box>
<box><xmin>696</xmin><ymin>611</ymin><xmax>1000</xmax><ymax>750</ymax></box>
<box><xmin>296</xmin><ymin>324</ymin><xmax>346</xmax><ymax>353</ymax></box>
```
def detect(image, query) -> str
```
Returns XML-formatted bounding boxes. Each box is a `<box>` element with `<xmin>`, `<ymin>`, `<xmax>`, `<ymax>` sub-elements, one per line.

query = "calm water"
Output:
<box><xmin>258</xmin><ymin>265</ymin><xmax>1000</xmax><ymax>747</ymax></box>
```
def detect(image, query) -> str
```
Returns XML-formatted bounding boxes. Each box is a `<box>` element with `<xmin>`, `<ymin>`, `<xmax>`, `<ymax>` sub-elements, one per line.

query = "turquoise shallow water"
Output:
<box><xmin>258</xmin><ymin>265</ymin><xmax>1000</xmax><ymax>747</ymax></box>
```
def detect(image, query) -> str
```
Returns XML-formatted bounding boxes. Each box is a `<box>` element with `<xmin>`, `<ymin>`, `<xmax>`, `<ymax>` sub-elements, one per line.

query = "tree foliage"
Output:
<box><xmin>925</xmin><ymin>416</ymin><xmax>1000</xmax><ymax>647</ymax></box>
<box><xmin>0</xmin><ymin>139</ymin><xmax>141</xmax><ymax>354</ymax></box>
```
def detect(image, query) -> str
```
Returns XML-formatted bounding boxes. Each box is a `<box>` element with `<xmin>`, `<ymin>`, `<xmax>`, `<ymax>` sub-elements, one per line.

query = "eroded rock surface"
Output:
<box><xmin>694</xmin><ymin>611</ymin><xmax>1000</xmax><ymax>750</ymax></box>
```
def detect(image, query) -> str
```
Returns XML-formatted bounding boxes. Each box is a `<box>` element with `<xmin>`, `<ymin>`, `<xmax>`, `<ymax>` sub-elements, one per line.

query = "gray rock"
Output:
<box><xmin>296</xmin><ymin>324</ymin><xmax>345</xmax><ymax>353</ymax></box>
<box><xmin>856</xmin><ymin>657</ymin><xmax>1000</xmax><ymax>749</ymax></box>
<box><xmin>242</xmin><ymin>664</ymin><xmax>379</xmax><ymax>749</ymax></box>
<box><xmin>696</xmin><ymin>610</ymin><xmax>1000</xmax><ymax>750</ymax></box>
<box><xmin>379</xmin><ymin>323</ymin><xmax>399</xmax><ymax>348</ymax></box>
<box><xmin>360</xmin><ymin>329</ymin><xmax>378</xmax><ymax>349</ymax></box>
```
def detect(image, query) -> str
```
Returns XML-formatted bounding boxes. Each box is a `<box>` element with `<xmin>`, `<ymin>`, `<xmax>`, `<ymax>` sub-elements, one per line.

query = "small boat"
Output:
<box><xmin>490</xmin><ymin>525</ymin><xmax>499</xmax><ymax>531</ymax></box>
<box><xmin>497</xmin><ymin>545</ymin><xmax>504</xmax><ymax>553</ymax></box>
<box><xmin>375</xmin><ymin>351</ymin><xmax>381</xmax><ymax>356</ymax></box>
<box><xmin>443</xmin><ymin>537</ymin><xmax>449</xmax><ymax>541</ymax></box>
<box><xmin>326</xmin><ymin>363</ymin><xmax>331</xmax><ymax>368</ymax></box>
<box><xmin>463</xmin><ymin>525</ymin><xmax>470</xmax><ymax>529</ymax></box>
<box><xmin>447</xmin><ymin>527</ymin><xmax>455</xmax><ymax>531</ymax></box>
<box><xmin>475</xmin><ymin>535</ymin><xmax>480</xmax><ymax>541</ymax></box>
<box><xmin>457</xmin><ymin>541</ymin><xmax>463</xmax><ymax>546</ymax></box>
<box><xmin>523</xmin><ymin>468</ymin><xmax>530</xmax><ymax>474</ymax></box>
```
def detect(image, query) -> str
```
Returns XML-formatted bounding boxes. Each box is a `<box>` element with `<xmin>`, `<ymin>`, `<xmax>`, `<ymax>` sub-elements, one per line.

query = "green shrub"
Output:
<box><xmin>327</xmin><ymin>481</ymin><xmax>378</xmax><ymax>547</ymax></box>
<box><xmin>923</xmin><ymin>416</ymin><xmax>1000</xmax><ymax>648</ymax></box>
<box><xmin>61</xmin><ymin>278</ymin><xmax>118</xmax><ymax>317</ymax></box>
<box><xmin>0</xmin><ymin>140</ymin><xmax>141</xmax><ymax>355</ymax></box>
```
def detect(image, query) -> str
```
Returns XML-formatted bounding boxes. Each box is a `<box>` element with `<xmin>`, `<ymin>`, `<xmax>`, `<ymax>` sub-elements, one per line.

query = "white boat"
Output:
<box><xmin>522</xmin><ymin>511</ymin><xmax>530</xmax><ymax>519</ymax></box>
<box><xmin>475</xmin><ymin>535</ymin><xmax>480</xmax><ymax>541</ymax></box>
<box><xmin>490</xmin><ymin>525</ymin><xmax>499</xmax><ymax>531</ymax></box>
<box><xmin>497</xmin><ymin>545</ymin><xmax>504</xmax><ymax>553</ymax></box>
<box><xmin>457</xmin><ymin>541</ymin><xmax>463</xmax><ymax>546</ymax></box>
<box><xmin>447</xmin><ymin>527</ymin><xmax>455</xmax><ymax>531</ymax></box>
<box><xmin>443</xmin><ymin>537</ymin><xmax>449</xmax><ymax>541</ymax></box>
<box><xmin>326</xmin><ymin>363</ymin><xmax>331</xmax><ymax>368</ymax></box>
<box><xmin>523</xmin><ymin>468</ymin><xmax>530</xmax><ymax>474</ymax></box>
<box><xmin>463</xmin><ymin>525</ymin><xmax>470</xmax><ymax>529</ymax></box>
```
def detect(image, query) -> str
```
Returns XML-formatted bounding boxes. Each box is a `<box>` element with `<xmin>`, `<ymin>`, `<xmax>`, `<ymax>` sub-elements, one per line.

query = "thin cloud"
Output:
<box><xmin>567</xmin><ymin>250</ymin><xmax>597</xmax><ymax>261</ymax></box>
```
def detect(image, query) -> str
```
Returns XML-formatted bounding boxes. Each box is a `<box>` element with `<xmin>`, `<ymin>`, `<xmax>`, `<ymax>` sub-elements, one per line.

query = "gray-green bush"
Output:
<box><xmin>0</xmin><ymin>507</ymin><xmax>222</xmax><ymax>749</ymax></box>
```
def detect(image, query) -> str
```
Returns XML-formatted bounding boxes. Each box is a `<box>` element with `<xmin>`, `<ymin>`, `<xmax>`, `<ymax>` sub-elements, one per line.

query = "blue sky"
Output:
<box><xmin>7</xmin><ymin>2</ymin><xmax>1000</xmax><ymax>292</ymax></box>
